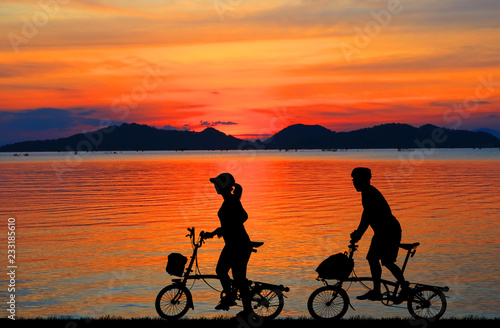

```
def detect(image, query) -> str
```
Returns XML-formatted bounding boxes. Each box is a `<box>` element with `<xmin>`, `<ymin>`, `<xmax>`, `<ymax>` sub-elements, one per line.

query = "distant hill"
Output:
<box><xmin>0</xmin><ymin>123</ymin><xmax>253</xmax><ymax>152</ymax></box>
<box><xmin>0</xmin><ymin>122</ymin><xmax>499</xmax><ymax>152</ymax></box>
<box><xmin>261</xmin><ymin>124</ymin><xmax>334</xmax><ymax>149</ymax></box>
<box><xmin>474</xmin><ymin>128</ymin><xmax>500</xmax><ymax>140</ymax></box>
<box><xmin>263</xmin><ymin>123</ymin><xmax>500</xmax><ymax>149</ymax></box>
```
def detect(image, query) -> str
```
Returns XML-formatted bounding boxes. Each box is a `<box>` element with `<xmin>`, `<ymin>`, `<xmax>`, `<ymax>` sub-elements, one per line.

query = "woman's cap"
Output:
<box><xmin>209</xmin><ymin>173</ymin><xmax>235</xmax><ymax>189</ymax></box>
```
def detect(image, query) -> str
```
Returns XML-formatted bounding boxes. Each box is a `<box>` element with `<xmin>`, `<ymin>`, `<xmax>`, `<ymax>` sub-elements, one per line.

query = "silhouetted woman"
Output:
<box><xmin>205</xmin><ymin>173</ymin><xmax>253</xmax><ymax>316</ymax></box>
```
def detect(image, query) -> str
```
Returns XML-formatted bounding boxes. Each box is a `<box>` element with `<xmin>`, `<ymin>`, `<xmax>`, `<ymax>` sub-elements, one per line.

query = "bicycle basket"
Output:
<box><xmin>166</xmin><ymin>253</ymin><xmax>188</xmax><ymax>277</ymax></box>
<box><xmin>316</xmin><ymin>252</ymin><xmax>354</xmax><ymax>280</ymax></box>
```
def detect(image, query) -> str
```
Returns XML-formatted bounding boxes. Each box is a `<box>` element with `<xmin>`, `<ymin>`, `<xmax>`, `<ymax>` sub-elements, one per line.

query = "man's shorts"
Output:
<box><xmin>366</xmin><ymin>229</ymin><xmax>402</xmax><ymax>265</ymax></box>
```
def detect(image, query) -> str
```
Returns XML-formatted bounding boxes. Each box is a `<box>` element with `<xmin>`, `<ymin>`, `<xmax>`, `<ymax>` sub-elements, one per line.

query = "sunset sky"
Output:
<box><xmin>1</xmin><ymin>0</ymin><xmax>500</xmax><ymax>145</ymax></box>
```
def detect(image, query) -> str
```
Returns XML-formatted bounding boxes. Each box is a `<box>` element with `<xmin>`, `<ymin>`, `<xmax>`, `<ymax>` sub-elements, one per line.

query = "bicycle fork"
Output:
<box><xmin>331</xmin><ymin>282</ymin><xmax>356</xmax><ymax>311</ymax></box>
<box><xmin>173</xmin><ymin>284</ymin><xmax>195</xmax><ymax>310</ymax></box>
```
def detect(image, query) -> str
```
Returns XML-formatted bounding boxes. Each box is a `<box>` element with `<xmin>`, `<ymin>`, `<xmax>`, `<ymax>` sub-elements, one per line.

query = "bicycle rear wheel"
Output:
<box><xmin>155</xmin><ymin>284</ymin><xmax>192</xmax><ymax>320</ymax></box>
<box><xmin>251</xmin><ymin>287</ymin><xmax>284</xmax><ymax>319</ymax></box>
<box><xmin>307</xmin><ymin>285</ymin><xmax>349</xmax><ymax>320</ymax></box>
<box><xmin>407</xmin><ymin>286</ymin><xmax>447</xmax><ymax>321</ymax></box>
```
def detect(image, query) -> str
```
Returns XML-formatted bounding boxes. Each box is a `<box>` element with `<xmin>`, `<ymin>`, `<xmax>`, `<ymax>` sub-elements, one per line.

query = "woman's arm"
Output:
<box><xmin>212</xmin><ymin>227</ymin><xmax>222</xmax><ymax>237</ymax></box>
<box><xmin>205</xmin><ymin>227</ymin><xmax>222</xmax><ymax>239</ymax></box>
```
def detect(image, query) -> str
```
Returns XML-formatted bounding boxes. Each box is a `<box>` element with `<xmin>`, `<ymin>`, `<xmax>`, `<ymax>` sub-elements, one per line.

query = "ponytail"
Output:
<box><xmin>233</xmin><ymin>183</ymin><xmax>243</xmax><ymax>199</ymax></box>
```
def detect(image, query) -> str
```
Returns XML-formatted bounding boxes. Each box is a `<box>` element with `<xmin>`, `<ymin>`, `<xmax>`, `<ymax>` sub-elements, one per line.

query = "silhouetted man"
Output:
<box><xmin>350</xmin><ymin>167</ymin><xmax>409</xmax><ymax>300</ymax></box>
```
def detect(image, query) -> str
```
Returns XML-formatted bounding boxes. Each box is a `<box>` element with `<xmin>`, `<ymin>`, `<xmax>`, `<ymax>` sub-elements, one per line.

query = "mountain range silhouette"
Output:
<box><xmin>0</xmin><ymin>122</ymin><xmax>499</xmax><ymax>152</ymax></box>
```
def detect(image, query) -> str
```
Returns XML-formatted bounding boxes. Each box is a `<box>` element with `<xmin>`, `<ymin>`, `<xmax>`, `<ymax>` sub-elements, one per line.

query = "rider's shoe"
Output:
<box><xmin>392</xmin><ymin>281</ymin><xmax>411</xmax><ymax>304</ymax></box>
<box><xmin>215</xmin><ymin>297</ymin><xmax>237</xmax><ymax>310</ymax></box>
<box><xmin>356</xmin><ymin>290</ymin><xmax>382</xmax><ymax>301</ymax></box>
<box><xmin>399</xmin><ymin>281</ymin><xmax>411</xmax><ymax>298</ymax></box>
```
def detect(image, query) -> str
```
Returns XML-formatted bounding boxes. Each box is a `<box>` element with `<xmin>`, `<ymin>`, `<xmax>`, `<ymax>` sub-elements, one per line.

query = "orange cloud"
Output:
<box><xmin>1</xmin><ymin>0</ymin><xmax>500</xmax><ymax>144</ymax></box>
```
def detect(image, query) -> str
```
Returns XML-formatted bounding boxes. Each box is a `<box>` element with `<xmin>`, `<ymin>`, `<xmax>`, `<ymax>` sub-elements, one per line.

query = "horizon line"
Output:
<box><xmin>2</xmin><ymin>121</ymin><xmax>500</xmax><ymax>147</ymax></box>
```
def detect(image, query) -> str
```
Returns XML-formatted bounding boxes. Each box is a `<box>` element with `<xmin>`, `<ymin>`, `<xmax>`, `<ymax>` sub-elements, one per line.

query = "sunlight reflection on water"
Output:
<box><xmin>0</xmin><ymin>149</ymin><xmax>499</xmax><ymax>319</ymax></box>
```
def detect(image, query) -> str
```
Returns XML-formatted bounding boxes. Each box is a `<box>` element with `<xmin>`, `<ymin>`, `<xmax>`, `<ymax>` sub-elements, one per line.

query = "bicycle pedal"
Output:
<box><xmin>393</xmin><ymin>298</ymin><xmax>404</xmax><ymax>305</ymax></box>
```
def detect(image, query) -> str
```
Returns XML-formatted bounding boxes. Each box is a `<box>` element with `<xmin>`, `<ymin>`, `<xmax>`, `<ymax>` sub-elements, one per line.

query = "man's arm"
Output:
<box><xmin>351</xmin><ymin>212</ymin><xmax>369</xmax><ymax>242</ymax></box>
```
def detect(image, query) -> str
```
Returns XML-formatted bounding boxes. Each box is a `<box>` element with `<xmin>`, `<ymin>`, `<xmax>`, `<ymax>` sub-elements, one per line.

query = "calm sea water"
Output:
<box><xmin>0</xmin><ymin>149</ymin><xmax>499</xmax><ymax>319</ymax></box>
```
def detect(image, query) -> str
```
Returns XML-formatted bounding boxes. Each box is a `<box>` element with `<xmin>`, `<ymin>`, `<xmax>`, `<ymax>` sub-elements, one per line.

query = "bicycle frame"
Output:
<box><xmin>168</xmin><ymin>227</ymin><xmax>289</xmax><ymax>311</ymax></box>
<box><xmin>172</xmin><ymin>227</ymin><xmax>253</xmax><ymax>285</ymax></box>
<box><xmin>167</xmin><ymin>227</ymin><xmax>214</xmax><ymax>309</ymax></box>
<box><xmin>359</xmin><ymin>242</ymin><xmax>414</xmax><ymax>296</ymax></box>
<box><xmin>172</xmin><ymin>227</ymin><xmax>207</xmax><ymax>283</ymax></box>
<box><xmin>324</xmin><ymin>241</ymin><xmax>448</xmax><ymax>302</ymax></box>
<box><xmin>308</xmin><ymin>240</ymin><xmax>450</xmax><ymax>321</ymax></box>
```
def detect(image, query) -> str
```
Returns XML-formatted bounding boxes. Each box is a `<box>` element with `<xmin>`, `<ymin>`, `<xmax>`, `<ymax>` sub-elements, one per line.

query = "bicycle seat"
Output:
<box><xmin>399</xmin><ymin>242</ymin><xmax>420</xmax><ymax>250</ymax></box>
<box><xmin>251</xmin><ymin>241</ymin><xmax>264</xmax><ymax>248</ymax></box>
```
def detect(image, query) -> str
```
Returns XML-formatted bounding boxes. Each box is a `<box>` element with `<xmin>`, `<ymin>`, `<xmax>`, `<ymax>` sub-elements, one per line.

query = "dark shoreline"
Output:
<box><xmin>4</xmin><ymin>316</ymin><xmax>499</xmax><ymax>328</ymax></box>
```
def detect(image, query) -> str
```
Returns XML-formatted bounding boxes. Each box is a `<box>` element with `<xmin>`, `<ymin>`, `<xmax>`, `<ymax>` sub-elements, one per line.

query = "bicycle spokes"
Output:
<box><xmin>308</xmin><ymin>286</ymin><xmax>349</xmax><ymax>320</ymax></box>
<box><xmin>253</xmin><ymin>290</ymin><xmax>272</xmax><ymax>307</ymax></box>
<box><xmin>162</xmin><ymin>289</ymin><xmax>186</xmax><ymax>315</ymax></box>
<box><xmin>251</xmin><ymin>288</ymin><xmax>285</xmax><ymax>319</ymax></box>
<box><xmin>408</xmin><ymin>287</ymin><xmax>447</xmax><ymax>320</ymax></box>
<box><xmin>414</xmin><ymin>290</ymin><xmax>437</xmax><ymax>309</ymax></box>
<box><xmin>322</xmin><ymin>290</ymin><xmax>339</xmax><ymax>307</ymax></box>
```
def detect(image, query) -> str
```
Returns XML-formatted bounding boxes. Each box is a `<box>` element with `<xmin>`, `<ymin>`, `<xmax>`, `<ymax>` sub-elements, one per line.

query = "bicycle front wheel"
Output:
<box><xmin>407</xmin><ymin>286</ymin><xmax>447</xmax><ymax>321</ymax></box>
<box><xmin>251</xmin><ymin>288</ymin><xmax>284</xmax><ymax>320</ymax></box>
<box><xmin>307</xmin><ymin>285</ymin><xmax>349</xmax><ymax>320</ymax></box>
<box><xmin>155</xmin><ymin>284</ymin><xmax>192</xmax><ymax>320</ymax></box>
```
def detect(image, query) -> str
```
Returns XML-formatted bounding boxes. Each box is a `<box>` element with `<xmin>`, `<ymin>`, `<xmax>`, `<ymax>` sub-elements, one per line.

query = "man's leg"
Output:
<box><xmin>368</xmin><ymin>257</ymin><xmax>382</xmax><ymax>293</ymax></box>
<box><xmin>383</xmin><ymin>261</ymin><xmax>405</xmax><ymax>284</ymax></box>
<box><xmin>383</xmin><ymin>260</ymin><xmax>410</xmax><ymax>298</ymax></box>
<box><xmin>367</xmin><ymin>236</ymin><xmax>383</xmax><ymax>293</ymax></box>
<box><xmin>357</xmin><ymin>236</ymin><xmax>383</xmax><ymax>300</ymax></box>
<box><xmin>382</xmin><ymin>231</ymin><xmax>407</xmax><ymax>289</ymax></box>
<box><xmin>357</xmin><ymin>256</ymin><xmax>383</xmax><ymax>300</ymax></box>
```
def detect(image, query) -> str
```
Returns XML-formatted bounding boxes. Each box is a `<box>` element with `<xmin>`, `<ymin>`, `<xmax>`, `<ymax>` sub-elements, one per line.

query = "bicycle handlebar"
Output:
<box><xmin>186</xmin><ymin>227</ymin><xmax>200</xmax><ymax>247</ymax></box>
<box><xmin>186</xmin><ymin>227</ymin><xmax>215</xmax><ymax>248</ymax></box>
